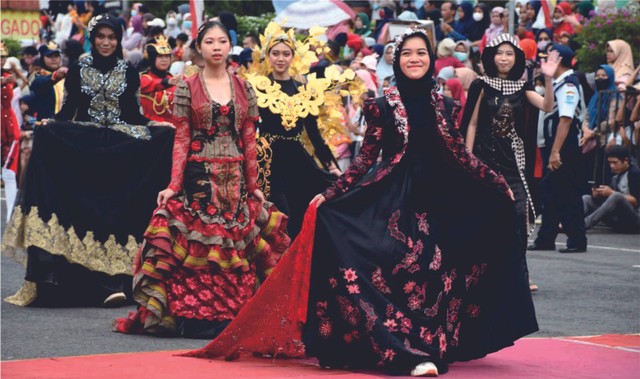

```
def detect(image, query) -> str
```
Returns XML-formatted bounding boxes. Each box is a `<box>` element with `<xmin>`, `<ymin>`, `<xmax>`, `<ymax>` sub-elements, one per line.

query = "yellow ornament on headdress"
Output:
<box><xmin>144</xmin><ymin>35</ymin><xmax>172</xmax><ymax>59</ymax></box>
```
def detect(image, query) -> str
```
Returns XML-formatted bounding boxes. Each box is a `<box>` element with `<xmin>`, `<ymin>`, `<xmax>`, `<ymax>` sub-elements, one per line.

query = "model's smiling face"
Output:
<box><xmin>399</xmin><ymin>37</ymin><xmax>430</xmax><ymax>80</ymax></box>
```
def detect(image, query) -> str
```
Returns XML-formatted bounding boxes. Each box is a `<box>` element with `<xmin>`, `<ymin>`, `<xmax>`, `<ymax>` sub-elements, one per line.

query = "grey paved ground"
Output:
<box><xmin>1</xmin><ymin>190</ymin><xmax>639</xmax><ymax>361</ymax></box>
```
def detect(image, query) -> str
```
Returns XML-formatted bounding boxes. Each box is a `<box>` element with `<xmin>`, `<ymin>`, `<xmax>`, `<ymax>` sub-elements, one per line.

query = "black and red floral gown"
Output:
<box><xmin>115</xmin><ymin>73</ymin><xmax>290</xmax><ymax>337</ymax></box>
<box><xmin>185</xmin><ymin>86</ymin><xmax>537</xmax><ymax>373</ymax></box>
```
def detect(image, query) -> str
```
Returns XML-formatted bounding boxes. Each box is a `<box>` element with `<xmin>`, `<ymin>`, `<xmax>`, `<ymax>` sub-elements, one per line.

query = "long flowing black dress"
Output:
<box><xmin>185</xmin><ymin>85</ymin><xmax>538</xmax><ymax>375</ymax></box>
<box><xmin>2</xmin><ymin>53</ymin><xmax>173</xmax><ymax>307</ymax></box>
<box><xmin>462</xmin><ymin>79</ymin><xmax>537</xmax><ymax>247</ymax></box>
<box><xmin>256</xmin><ymin>78</ymin><xmax>337</xmax><ymax>238</ymax></box>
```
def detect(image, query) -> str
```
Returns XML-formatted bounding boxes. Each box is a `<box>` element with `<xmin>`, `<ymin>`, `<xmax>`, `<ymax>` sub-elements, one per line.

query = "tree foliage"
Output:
<box><xmin>574</xmin><ymin>10</ymin><xmax>640</xmax><ymax>72</ymax></box>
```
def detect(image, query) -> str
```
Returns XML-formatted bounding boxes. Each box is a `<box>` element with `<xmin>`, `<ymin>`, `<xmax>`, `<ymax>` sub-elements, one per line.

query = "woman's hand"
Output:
<box><xmin>580</xmin><ymin>127</ymin><xmax>595</xmax><ymax>145</ymax></box>
<box><xmin>310</xmin><ymin>193</ymin><xmax>326</xmax><ymax>207</ymax></box>
<box><xmin>507</xmin><ymin>188</ymin><xmax>515</xmax><ymax>201</ymax></box>
<box><xmin>157</xmin><ymin>188</ymin><xmax>176</xmax><ymax>207</ymax></box>
<box><xmin>168</xmin><ymin>75</ymin><xmax>182</xmax><ymax>86</ymax></box>
<box><xmin>149</xmin><ymin>121</ymin><xmax>176</xmax><ymax>128</ymax></box>
<box><xmin>329</xmin><ymin>167</ymin><xmax>342</xmax><ymax>176</ymax></box>
<box><xmin>252</xmin><ymin>188</ymin><xmax>265</xmax><ymax>204</ymax></box>
<box><xmin>548</xmin><ymin>150</ymin><xmax>562</xmax><ymax>171</ymax></box>
<box><xmin>540</xmin><ymin>50</ymin><xmax>561</xmax><ymax>78</ymax></box>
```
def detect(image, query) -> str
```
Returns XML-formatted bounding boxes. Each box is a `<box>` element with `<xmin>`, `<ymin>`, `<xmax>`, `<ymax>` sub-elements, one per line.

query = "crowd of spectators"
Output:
<box><xmin>2</xmin><ymin>0</ymin><xmax>639</xmax><ymax>233</ymax></box>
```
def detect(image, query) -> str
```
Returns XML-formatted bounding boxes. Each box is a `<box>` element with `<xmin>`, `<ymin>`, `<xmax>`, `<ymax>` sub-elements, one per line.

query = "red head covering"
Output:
<box><xmin>555</xmin><ymin>2</ymin><xmax>573</xmax><ymax>16</ymax></box>
<box><xmin>518</xmin><ymin>38</ymin><xmax>538</xmax><ymax>60</ymax></box>
<box><xmin>445</xmin><ymin>78</ymin><xmax>467</xmax><ymax>126</ymax></box>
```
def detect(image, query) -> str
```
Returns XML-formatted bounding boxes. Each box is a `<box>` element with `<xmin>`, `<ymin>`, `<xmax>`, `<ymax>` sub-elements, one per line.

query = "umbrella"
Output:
<box><xmin>274</xmin><ymin>0</ymin><xmax>356</xmax><ymax>29</ymax></box>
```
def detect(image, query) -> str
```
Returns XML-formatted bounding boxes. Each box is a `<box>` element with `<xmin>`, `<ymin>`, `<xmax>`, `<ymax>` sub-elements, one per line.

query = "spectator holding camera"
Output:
<box><xmin>583</xmin><ymin>145</ymin><xmax>640</xmax><ymax>233</ymax></box>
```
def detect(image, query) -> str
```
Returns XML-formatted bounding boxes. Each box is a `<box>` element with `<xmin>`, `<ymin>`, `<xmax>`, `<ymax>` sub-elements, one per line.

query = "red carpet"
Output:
<box><xmin>2</xmin><ymin>336</ymin><xmax>639</xmax><ymax>379</ymax></box>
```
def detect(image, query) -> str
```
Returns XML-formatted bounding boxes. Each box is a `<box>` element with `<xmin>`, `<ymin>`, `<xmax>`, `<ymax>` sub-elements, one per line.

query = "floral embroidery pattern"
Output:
<box><xmin>465</xmin><ymin>264</ymin><xmax>487</xmax><ymax>290</ymax></box>
<box><xmin>372</xmin><ymin>267</ymin><xmax>392</xmax><ymax>294</ymax></box>
<box><xmin>392</xmin><ymin>238</ymin><xmax>424</xmax><ymax>274</ymax></box>
<box><xmin>388</xmin><ymin>210</ymin><xmax>406</xmax><ymax>243</ymax></box>
<box><xmin>429</xmin><ymin>245</ymin><xmax>442</xmax><ymax>271</ymax></box>
<box><xmin>337</xmin><ymin>296</ymin><xmax>361</xmax><ymax>326</ymax></box>
<box><xmin>417</xmin><ymin>212</ymin><xmax>430</xmax><ymax>235</ymax></box>
<box><xmin>342</xmin><ymin>267</ymin><xmax>358</xmax><ymax>282</ymax></box>
<box><xmin>407</xmin><ymin>282</ymin><xmax>427</xmax><ymax>311</ymax></box>
<box><xmin>467</xmin><ymin>304</ymin><xmax>481</xmax><ymax>318</ymax></box>
<box><xmin>446</xmin><ymin>297</ymin><xmax>462</xmax><ymax>332</ymax></box>
<box><xmin>425</xmin><ymin>292</ymin><xmax>443</xmax><ymax>317</ymax></box>
<box><xmin>316</xmin><ymin>301</ymin><xmax>333</xmax><ymax>339</ymax></box>
<box><xmin>360</xmin><ymin>299</ymin><xmax>377</xmax><ymax>331</ymax></box>
<box><xmin>442</xmin><ymin>269</ymin><xmax>457</xmax><ymax>294</ymax></box>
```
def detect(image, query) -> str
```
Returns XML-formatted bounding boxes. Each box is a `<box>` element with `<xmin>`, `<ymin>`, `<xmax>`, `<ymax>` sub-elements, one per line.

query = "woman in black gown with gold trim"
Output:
<box><xmin>2</xmin><ymin>13</ymin><xmax>174</xmax><ymax>307</ymax></box>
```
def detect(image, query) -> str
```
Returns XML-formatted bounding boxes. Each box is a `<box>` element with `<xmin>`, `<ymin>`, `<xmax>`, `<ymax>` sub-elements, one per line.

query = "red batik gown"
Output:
<box><xmin>115</xmin><ymin>72</ymin><xmax>290</xmax><ymax>336</ymax></box>
<box><xmin>139</xmin><ymin>70</ymin><xmax>176</xmax><ymax>124</ymax></box>
<box><xmin>1</xmin><ymin>70</ymin><xmax>20</xmax><ymax>172</ymax></box>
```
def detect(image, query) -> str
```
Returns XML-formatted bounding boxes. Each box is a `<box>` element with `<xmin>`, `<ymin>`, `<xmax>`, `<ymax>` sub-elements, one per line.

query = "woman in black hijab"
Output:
<box><xmin>460</xmin><ymin>34</ymin><xmax>560</xmax><ymax>291</ymax></box>
<box><xmin>185</xmin><ymin>28</ymin><xmax>538</xmax><ymax>377</ymax></box>
<box><xmin>3</xmin><ymin>13</ymin><xmax>174</xmax><ymax>308</ymax></box>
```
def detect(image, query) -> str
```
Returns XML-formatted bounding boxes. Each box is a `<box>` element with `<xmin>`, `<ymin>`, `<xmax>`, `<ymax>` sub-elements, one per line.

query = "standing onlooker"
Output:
<box><xmin>606</xmin><ymin>40</ymin><xmax>635</xmax><ymax>91</ymax></box>
<box><xmin>375</xmin><ymin>42</ymin><xmax>394</xmax><ymax>92</ymax></box>
<box><xmin>218</xmin><ymin>11</ymin><xmax>238</xmax><ymax>46</ymax></box>
<box><xmin>123</xmin><ymin>15</ymin><xmax>144</xmax><ymax>51</ymax></box>
<box><xmin>529</xmin><ymin>44</ymin><xmax>588</xmax><ymax>253</ymax></box>
<box><xmin>551</xmin><ymin>2</ymin><xmax>576</xmax><ymax>43</ymax></box>
<box><xmin>479</xmin><ymin>7</ymin><xmax>505</xmax><ymax>52</ymax></box>
<box><xmin>29</xmin><ymin>42</ymin><xmax>67</xmax><ymax>121</ymax></box>
<box><xmin>583</xmin><ymin>145</ymin><xmax>640</xmax><ymax>233</ymax></box>
<box><xmin>435</xmin><ymin>38</ymin><xmax>464</xmax><ymax>76</ymax></box>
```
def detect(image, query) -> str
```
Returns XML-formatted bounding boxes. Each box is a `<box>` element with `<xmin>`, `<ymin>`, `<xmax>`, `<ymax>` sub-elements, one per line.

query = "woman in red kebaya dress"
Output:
<box><xmin>114</xmin><ymin>21</ymin><xmax>290</xmax><ymax>338</ymax></box>
<box><xmin>1</xmin><ymin>42</ymin><xmax>21</xmax><ymax>174</ymax></box>
<box><xmin>140</xmin><ymin>36</ymin><xmax>180</xmax><ymax>124</ymax></box>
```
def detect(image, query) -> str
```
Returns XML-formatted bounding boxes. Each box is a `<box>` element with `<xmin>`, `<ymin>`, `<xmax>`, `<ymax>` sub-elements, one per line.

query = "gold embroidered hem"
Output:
<box><xmin>1</xmin><ymin>206</ymin><xmax>139</xmax><ymax>276</ymax></box>
<box><xmin>4</xmin><ymin>281</ymin><xmax>37</xmax><ymax>306</ymax></box>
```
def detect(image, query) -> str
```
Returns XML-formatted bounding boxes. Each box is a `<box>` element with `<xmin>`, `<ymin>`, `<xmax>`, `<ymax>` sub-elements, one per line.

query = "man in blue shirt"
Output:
<box><xmin>529</xmin><ymin>44</ymin><xmax>588</xmax><ymax>253</ymax></box>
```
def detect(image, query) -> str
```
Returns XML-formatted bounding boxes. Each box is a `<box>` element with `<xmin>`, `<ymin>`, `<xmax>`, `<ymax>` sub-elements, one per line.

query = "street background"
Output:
<box><xmin>1</xmin><ymin>189</ymin><xmax>639</xmax><ymax>361</ymax></box>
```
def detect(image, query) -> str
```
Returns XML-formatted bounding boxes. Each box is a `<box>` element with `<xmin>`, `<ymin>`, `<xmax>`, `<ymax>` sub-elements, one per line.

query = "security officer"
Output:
<box><xmin>29</xmin><ymin>42</ymin><xmax>67</xmax><ymax>120</ymax></box>
<box><xmin>529</xmin><ymin>44</ymin><xmax>588</xmax><ymax>253</ymax></box>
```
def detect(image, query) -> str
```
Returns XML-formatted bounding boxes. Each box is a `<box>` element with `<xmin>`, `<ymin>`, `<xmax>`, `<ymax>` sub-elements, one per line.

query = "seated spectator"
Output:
<box><xmin>468</xmin><ymin>2</ymin><xmax>490</xmax><ymax>45</ymax></box>
<box><xmin>437</xmin><ymin>65</ymin><xmax>454</xmax><ymax>85</ymax></box>
<box><xmin>443</xmin><ymin>77</ymin><xmax>466</xmax><ymax>126</ymax></box>
<box><xmin>583</xmin><ymin>145</ymin><xmax>640</xmax><ymax>233</ymax></box>
<box><xmin>435</xmin><ymin>38</ymin><xmax>464</xmax><ymax>76</ymax></box>
<box><xmin>454</xmin><ymin>66</ymin><xmax>477</xmax><ymax>95</ymax></box>
<box><xmin>519</xmin><ymin>38</ymin><xmax>537</xmax><ymax>82</ymax></box>
<box><xmin>453</xmin><ymin>40</ymin><xmax>473</xmax><ymax>69</ymax></box>
<box><xmin>449</xmin><ymin>1</ymin><xmax>476</xmax><ymax>41</ymax></box>
<box><xmin>353</xmin><ymin>12</ymin><xmax>371</xmax><ymax>37</ymax></box>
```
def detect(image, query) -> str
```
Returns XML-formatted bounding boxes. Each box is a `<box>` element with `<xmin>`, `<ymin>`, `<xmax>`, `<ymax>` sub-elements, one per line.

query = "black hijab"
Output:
<box><xmin>87</xmin><ymin>13</ymin><xmax>124</xmax><ymax>72</ymax></box>
<box><xmin>391</xmin><ymin>28</ymin><xmax>436</xmax><ymax>101</ymax></box>
<box><xmin>481</xmin><ymin>34</ymin><xmax>525</xmax><ymax>80</ymax></box>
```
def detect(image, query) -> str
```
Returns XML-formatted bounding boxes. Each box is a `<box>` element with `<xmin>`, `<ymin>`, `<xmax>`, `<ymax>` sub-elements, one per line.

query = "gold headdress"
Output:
<box><xmin>244</xmin><ymin>22</ymin><xmax>367</xmax><ymax>190</ymax></box>
<box><xmin>0</xmin><ymin>42</ymin><xmax>8</xmax><ymax>57</ymax></box>
<box><xmin>242</xmin><ymin>22</ymin><xmax>366</xmax><ymax>130</ymax></box>
<box><xmin>144</xmin><ymin>35</ymin><xmax>172</xmax><ymax>59</ymax></box>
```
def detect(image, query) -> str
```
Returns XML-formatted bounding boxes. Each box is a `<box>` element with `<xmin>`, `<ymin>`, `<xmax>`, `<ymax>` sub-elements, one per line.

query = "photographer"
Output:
<box><xmin>583</xmin><ymin>145</ymin><xmax>640</xmax><ymax>233</ymax></box>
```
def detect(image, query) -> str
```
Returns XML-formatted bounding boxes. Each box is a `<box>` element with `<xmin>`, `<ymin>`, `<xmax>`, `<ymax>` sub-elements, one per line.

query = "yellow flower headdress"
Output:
<box><xmin>241</xmin><ymin>22</ymin><xmax>366</xmax><ymax>131</ymax></box>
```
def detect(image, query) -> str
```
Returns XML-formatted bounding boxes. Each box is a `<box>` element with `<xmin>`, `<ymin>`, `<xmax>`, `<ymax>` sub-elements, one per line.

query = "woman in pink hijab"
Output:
<box><xmin>606</xmin><ymin>39</ymin><xmax>635</xmax><ymax>90</ymax></box>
